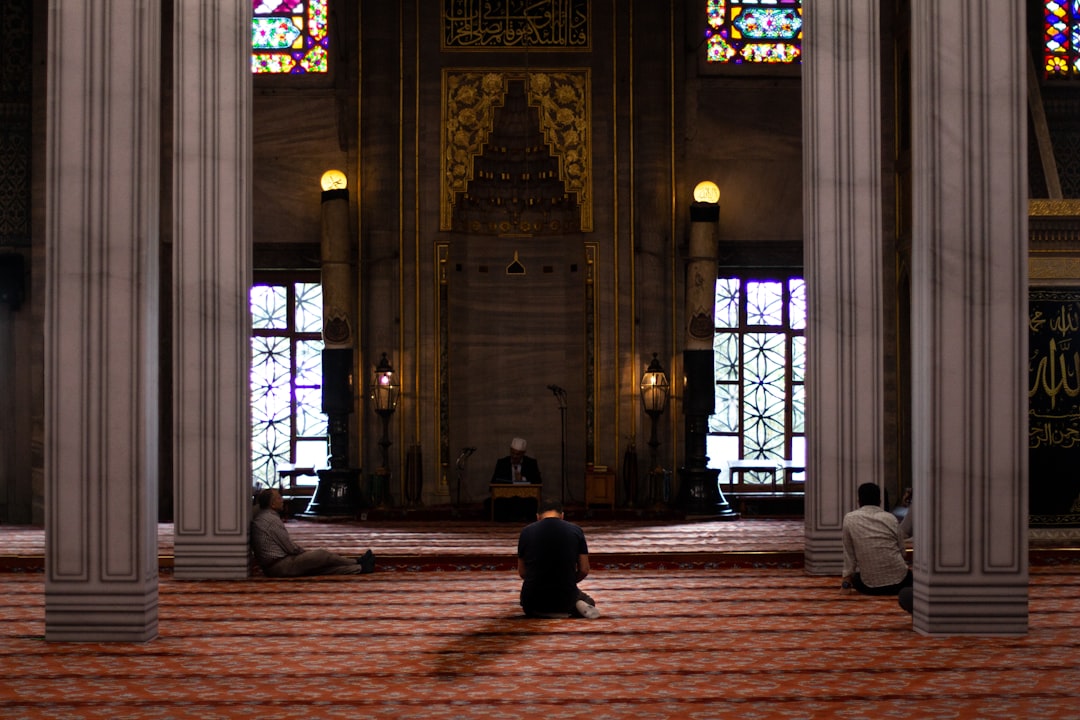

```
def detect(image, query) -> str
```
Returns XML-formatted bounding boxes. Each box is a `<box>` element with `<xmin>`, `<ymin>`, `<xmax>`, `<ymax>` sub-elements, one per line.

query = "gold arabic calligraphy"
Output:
<box><xmin>1029</xmin><ymin>305</ymin><xmax>1080</xmax><ymax>411</ymax></box>
<box><xmin>443</xmin><ymin>0</ymin><xmax>590</xmax><ymax>49</ymax></box>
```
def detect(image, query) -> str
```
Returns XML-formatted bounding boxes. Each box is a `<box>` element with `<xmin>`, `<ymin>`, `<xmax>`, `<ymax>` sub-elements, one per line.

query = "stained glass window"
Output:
<box><xmin>1045</xmin><ymin>1</ymin><xmax>1080</xmax><ymax>78</ymax></box>
<box><xmin>709</xmin><ymin>275</ymin><xmax>805</xmax><ymax>489</ymax></box>
<box><xmin>250</xmin><ymin>280</ymin><xmax>326</xmax><ymax>489</ymax></box>
<box><xmin>252</xmin><ymin>0</ymin><xmax>329</xmax><ymax>74</ymax></box>
<box><xmin>705</xmin><ymin>0</ymin><xmax>802</xmax><ymax>65</ymax></box>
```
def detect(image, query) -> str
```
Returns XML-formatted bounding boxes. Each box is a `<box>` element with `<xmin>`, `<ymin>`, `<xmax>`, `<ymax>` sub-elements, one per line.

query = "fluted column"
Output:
<box><xmin>172</xmin><ymin>0</ymin><xmax>253</xmax><ymax>579</ymax></box>
<box><xmin>44</xmin><ymin>1</ymin><xmax>161</xmax><ymax>641</ymax></box>
<box><xmin>802</xmin><ymin>1</ymin><xmax>885</xmax><ymax>574</ymax></box>
<box><xmin>909</xmin><ymin>0</ymin><xmax>1028</xmax><ymax>634</ymax></box>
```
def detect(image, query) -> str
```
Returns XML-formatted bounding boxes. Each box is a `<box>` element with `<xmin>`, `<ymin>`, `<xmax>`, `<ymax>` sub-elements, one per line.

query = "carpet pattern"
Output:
<box><xmin>1</xmin><ymin>567</ymin><xmax>1079</xmax><ymax>719</ymax></box>
<box><xmin>0</xmin><ymin>520</ymin><xmax>814</xmax><ymax>572</ymax></box>
<box><xmin>4</xmin><ymin>519</ymin><xmax>1079</xmax><ymax>573</ymax></box>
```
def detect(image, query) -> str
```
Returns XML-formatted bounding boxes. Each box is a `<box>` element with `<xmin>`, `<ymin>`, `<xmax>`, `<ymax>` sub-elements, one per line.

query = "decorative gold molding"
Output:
<box><xmin>440</xmin><ymin>69</ymin><xmax>593</xmax><ymax>232</ymax></box>
<box><xmin>1030</xmin><ymin>257</ymin><xmax>1080</xmax><ymax>281</ymax></box>
<box><xmin>1030</xmin><ymin>199</ymin><xmax>1080</xmax><ymax>217</ymax></box>
<box><xmin>585</xmin><ymin>242</ymin><xmax>598</xmax><ymax>462</ymax></box>
<box><xmin>435</xmin><ymin>243</ymin><xmax>450</xmax><ymax>486</ymax></box>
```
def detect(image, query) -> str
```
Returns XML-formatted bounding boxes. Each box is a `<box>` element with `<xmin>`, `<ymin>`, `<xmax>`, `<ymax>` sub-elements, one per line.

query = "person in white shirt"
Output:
<box><xmin>842</xmin><ymin>482</ymin><xmax>913</xmax><ymax>612</ymax></box>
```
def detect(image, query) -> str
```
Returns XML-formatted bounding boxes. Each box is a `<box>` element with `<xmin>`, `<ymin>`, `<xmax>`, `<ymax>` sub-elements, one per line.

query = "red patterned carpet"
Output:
<box><xmin>2</xmin><ymin>519</ymin><xmax>1080</xmax><ymax>718</ymax></box>
<box><xmin>2</xmin><ymin>518</ymin><xmax>1077</xmax><ymax>570</ymax></box>
<box><xmin>1</xmin><ymin>567</ymin><xmax>1079</xmax><ymax>719</ymax></box>
<box><xmin>0</xmin><ymin>519</ymin><xmax>813</xmax><ymax>571</ymax></box>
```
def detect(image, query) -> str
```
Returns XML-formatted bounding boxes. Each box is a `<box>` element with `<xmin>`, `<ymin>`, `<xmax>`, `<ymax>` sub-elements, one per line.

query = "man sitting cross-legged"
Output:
<box><xmin>250</xmin><ymin>488</ymin><xmax>375</xmax><ymax>577</ymax></box>
<box><xmin>842</xmin><ymin>482</ymin><xmax>913</xmax><ymax>613</ymax></box>
<box><xmin>517</xmin><ymin>498</ymin><xmax>600</xmax><ymax>619</ymax></box>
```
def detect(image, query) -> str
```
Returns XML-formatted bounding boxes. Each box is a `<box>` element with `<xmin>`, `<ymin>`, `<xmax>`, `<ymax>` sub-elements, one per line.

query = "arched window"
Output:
<box><xmin>1044</xmin><ymin>0</ymin><xmax>1080</xmax><ymax>78</ymax></box>
<box><xmin>252</xmin><ymin>0</ymin><xmax>329</xmax><ymax>74</ymax></box>
<box><xmin>705</xmin><ymin>0</ymin><xmax>802</xmax><ymax>65</ymax></box>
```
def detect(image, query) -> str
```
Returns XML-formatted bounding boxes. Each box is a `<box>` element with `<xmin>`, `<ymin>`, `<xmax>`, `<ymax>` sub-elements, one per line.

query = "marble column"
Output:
<box><xmin>909</xmin><ymin>0</ymin><xmax>1028</xmax><ymax>634</ymax></box>
<box><xmin>44</xmin><ymin>1</ymin><xmax>161</xmax><ymax>641</ymax></box>
<box><xmin>172</xmin><ymin>0</ymin><xmax>253</xmax><ymax>579</ymax></box>
<box><xmin>802</xmin><ymin>1</ymin><xmax>885</xmax><ymax>574</ymax></box>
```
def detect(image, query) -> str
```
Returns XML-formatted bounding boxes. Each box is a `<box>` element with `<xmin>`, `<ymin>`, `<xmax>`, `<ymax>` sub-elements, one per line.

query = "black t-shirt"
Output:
<box><xmin>517</xmin><ymin>517</ymin><xmax>588</xmax><ymax>615</ymax></box>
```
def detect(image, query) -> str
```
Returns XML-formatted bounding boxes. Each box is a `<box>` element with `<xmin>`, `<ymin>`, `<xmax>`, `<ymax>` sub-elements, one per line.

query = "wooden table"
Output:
<box><xmin>584</xmin><ymin>468</ymin><xmax>616</xmax><ymax>510</ymax></box>
<box><xmin>490</xmin><ymin>483</ymin><xmax>543</xmax><ymax>521</ymax></box>
<box><xmin>725</xmin><ymin>459</ymin><xmax>781</xmax><ymax>487</ymax></box>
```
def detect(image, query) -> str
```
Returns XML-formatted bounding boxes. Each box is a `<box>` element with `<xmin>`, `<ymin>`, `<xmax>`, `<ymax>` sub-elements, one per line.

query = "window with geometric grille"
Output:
<box><xmin>705</xmin><ymin>0</ymin><xmax>802</xmax><ymax>65</ymax></box>
<box><xmin>251</xmin><ymin>0</ymin><xmax>329</xmax><ymax>74</ymax></box>
<box><xmin>1044</xmin><ymin>0</ymin><xmax>1080</xmax><ymax>78</ymax></box>
<box><xmin>708</xmin><ymin>274</ymin><xmax>806</xmax><ymax>490</ymax></box>
<box><xmin>249</xmin><ymin>278</ymin><xmax>325</xmax><ymax>489</ymax></box>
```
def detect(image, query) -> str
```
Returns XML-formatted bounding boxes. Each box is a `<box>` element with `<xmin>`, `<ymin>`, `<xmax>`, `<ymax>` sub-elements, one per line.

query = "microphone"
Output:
<box><xmin>547</xmin><ymin>384</ymin><xmax>565</xmax><ymax>394</ymax></box>
<box><xmin>455</xmin><ymin>447</ymin><xmax>476</xmax><ymax>469</ymax></box>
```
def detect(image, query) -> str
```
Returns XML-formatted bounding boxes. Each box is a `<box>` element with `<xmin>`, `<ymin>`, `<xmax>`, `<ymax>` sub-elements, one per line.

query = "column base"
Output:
<box><xmin>301</xmin><ymin>468</ymin><xmax>361</xmax><ymax>517</ymax></box>
<box><xmin>678</xmin><ymin>467</ymin><xmax>739</xmax><ymax>520</ymax></box>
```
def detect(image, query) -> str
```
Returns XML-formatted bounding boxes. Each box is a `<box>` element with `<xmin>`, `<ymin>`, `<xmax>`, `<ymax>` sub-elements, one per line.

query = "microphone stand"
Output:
<box><xmin>454</xmin><ymin>447</ymin><xmax>475</xmax><ymax>515</ymax></box>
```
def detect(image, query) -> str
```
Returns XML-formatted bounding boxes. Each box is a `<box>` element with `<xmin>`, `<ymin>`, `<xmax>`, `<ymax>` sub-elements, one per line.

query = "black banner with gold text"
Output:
<box><xmin>1029</xmin><ymin>288</ymin><xmax>1080</xmax><ymax>525</ymax></box>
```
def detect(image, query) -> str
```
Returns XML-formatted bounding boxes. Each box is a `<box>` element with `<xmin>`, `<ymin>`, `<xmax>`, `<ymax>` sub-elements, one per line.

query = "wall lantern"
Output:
<box><xmin>320</xmin><ymin>168</ymin><xmax>348</xmax><ymax>192</ymax></box>
<box><xmin>371</xmin><ymin>353</ymin><xmax>397</xmax><ymax>471</ymax></box>
<box><xmin>693</xmin><ymin>180</ymin><xmax>720</xmax><ymax>205</ymax></box>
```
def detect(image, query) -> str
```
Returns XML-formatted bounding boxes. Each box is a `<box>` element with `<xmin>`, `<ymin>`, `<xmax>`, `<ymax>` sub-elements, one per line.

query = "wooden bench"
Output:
<box><xmin>722</xmin><ymin>459</ymin><xmax>805</xmax><ymax>517</ymax></box>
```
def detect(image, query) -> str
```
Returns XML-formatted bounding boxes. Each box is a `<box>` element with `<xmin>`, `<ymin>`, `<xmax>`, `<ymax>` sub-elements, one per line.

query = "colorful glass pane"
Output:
<box><xmin>733</xmin><ymin>8</ymin><xmax>802</xmax><ymax>40</ymax></box>
<box><xmin>706</xmin><ymin>0</ymin><xmax>802</xmax><ymax>66</ymax></box>
<box><xmin>1044</xmin><ymin>0</ymin><xmax>1080</xmax><ymax>78</ymax></box>
<box><xmin>255</xmin><ymin>1</ymin><xmax>304</xmax><ymax>13</ymax></box>
<box><xmin>252</xmin><ymin>0</ymin><xmax>329</xmax><ymax>75</ymax></box>
<box><xmin>252</xmin><ymin>17</ymin><xmax>303</xmax><ymax>50</ymax></box>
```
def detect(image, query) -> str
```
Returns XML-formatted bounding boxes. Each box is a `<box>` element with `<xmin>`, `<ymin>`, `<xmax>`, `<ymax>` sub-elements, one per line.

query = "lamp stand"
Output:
<box><xmin>645</xmin><ymin>409</ymin><xmax>667</xmax><ymax>510</ymax></box>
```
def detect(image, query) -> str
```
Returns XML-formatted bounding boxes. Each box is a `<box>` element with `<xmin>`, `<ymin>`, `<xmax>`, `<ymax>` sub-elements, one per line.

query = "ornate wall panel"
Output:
<box><xmin>441</xmin><ymin>69</ymin><xmax>592</xmax><ymax>233</ymax></box>
<box><xmin>1028</xmin><ymin>200</ymin><xmax>1080</xmax><ymax>526</ymax></box>
<box><xmin>0</xmin><ymin>0</ymin><xmax>32</xmax><ymax>245</ymax></box>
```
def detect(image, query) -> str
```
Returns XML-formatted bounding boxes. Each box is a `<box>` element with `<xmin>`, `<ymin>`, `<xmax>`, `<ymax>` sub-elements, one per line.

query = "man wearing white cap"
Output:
<box><xmin>492</xmin><ymin>437</ymin><xmax>543</xmax><ymax>485</ymax></box>
<box><xmin>491</xmin><ymin>437</ymin><xmax>544</xmax><ymax>521</ymax></box>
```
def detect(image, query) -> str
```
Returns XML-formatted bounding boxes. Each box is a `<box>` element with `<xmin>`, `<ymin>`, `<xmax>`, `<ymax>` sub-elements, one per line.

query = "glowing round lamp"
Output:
<box><xmin>320</xmin><ymin>169</ymin><xmax>348</xmax><ymax>191</ymax></box>
<box><xmin>693</xmin><ymin>180</ymin><xmax>720</xmax><ymax>204</ymax></box>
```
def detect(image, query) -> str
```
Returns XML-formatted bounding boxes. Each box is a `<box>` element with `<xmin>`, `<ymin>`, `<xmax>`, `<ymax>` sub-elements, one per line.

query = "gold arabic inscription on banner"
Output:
<box><xmin>443</xmin><ymin>0</ymin><xmax>590</xmax><ymax>49</ymax></box>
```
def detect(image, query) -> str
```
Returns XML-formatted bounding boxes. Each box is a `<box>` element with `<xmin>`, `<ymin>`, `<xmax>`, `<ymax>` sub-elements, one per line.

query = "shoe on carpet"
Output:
<box><xmin>357</xmin><ymin>549</ymin><xmax>375</xmax><ymax>573</ymax></box>
<box><xmin>575</xmin><ymin>600</ymin><xmax>600</xmax><ymax>619</ymax></box>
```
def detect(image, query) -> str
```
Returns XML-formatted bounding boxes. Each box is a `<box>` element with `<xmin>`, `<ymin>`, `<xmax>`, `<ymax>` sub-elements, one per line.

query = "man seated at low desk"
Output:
<box><xmin>491</xmin><ymin>437</ymin><xmax>543</xmax><ymax>521</ymax></box>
